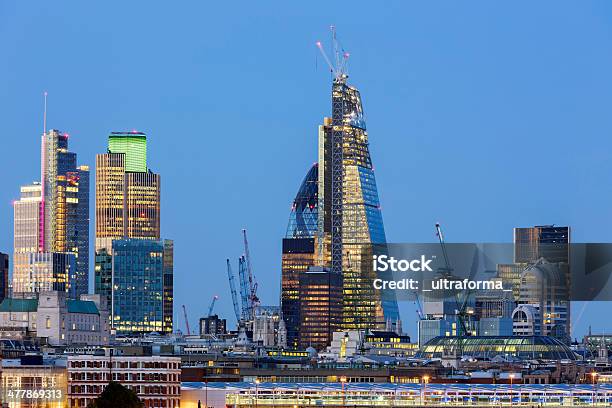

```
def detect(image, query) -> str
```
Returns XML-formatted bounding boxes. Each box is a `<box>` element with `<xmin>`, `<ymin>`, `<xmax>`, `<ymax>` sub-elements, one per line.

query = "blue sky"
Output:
<box><xmin>2</xmin><ymin>1</ymin><xmax>612</xmax><ymax>340</ymax></box>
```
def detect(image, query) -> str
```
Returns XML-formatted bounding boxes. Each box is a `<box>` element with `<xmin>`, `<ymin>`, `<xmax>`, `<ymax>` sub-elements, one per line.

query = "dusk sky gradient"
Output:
<box><xmin>2</xmin><ymin>1</ymin><xmax>612</xmax><ymax>340</ymax></box>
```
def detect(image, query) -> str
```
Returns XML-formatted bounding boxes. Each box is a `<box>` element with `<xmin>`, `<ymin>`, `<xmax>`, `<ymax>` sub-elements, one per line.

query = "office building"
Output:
<box><xmin>317</xmin><ymin>74</ymin><xmax>399</xmax><ymax>330</ymax></box>
<box><xmin>513</xmin><ymin>225</ymin><xmax>570</xmax><ymax>342</ymax></box>
<box><xmin>101</xmin><ymin>239</ymin><xmax>172</xmax><ymax>334</ymax></box>
<box><xmin>281</xmin><ymin>60</ymin><xmax>400</xmax><ymax>346</ymax></box>
<box><xmin>41</xmin><ymin>129</ymin><xmax>89</xmax><ymax>297</ymax></box>
<box><xmin>12</xmin><ymin>128</ymin><xmax>89</xmax><ymax>298</ymax></box>
<box><xmin>95</xmin><ymin>131</ymin><xmax>160</xmax><ymax>252</ymax></box>
<box><xmin>514</xmin><ymin>225</ymin><xmax>570</xmax><ymax>264</ymax></box>
<box><xmin>298</xmin><ymin>267</ymin><xmax>342</xmax><ymax>350</ymax></box>
<box><xmin>67</xmin><ymin>355</ymin><xmax>181</xmax><ymax>408</ymax></box>
<box><xmin>13</xmin><ymin>183</ymin><xmax>44</xmax><ymax>254</ymax></box>
<box><xmin>200</xmin><ymin>315</ymin><xmax>227</xmax><ymax>336</ymax></box>
<box><xmin>0</xmin><ymin>252</ymin><xmax>8</xmax><ymax>302</ymax></box>
<box><xmin>281</xmin><ymin>164</ymin><xmax>318</xmax><ymax>348</ymax></box>
<box><xmin>12</xmin><ymin>252</ymin><xmax>74</xmax><ymax>294</ymax></box>
<box><xmin>108</xmin><ymin>131</ymin><xmax>147</xmax><ymax>172</ymax></box>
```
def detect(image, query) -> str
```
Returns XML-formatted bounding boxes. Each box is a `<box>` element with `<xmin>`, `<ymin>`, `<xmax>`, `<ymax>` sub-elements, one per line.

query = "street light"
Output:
<box><xmin>422</xmin><ymin>375</ymin><xmax>430</xmax><ymax>406</ymax></box>
<box><xmin>509</xmin><ymin>373</ymin><xmax>515</xmax><ymax>405</ymax></box>
<box><xmin>340</xmin><ymin>376</ymin><xmax>347</xmax><ymax>406</ymax></box>
<box><xmin>255</xmin><ymin>379</ymin><xmax>260</xmax><ymax>408</ymax></box>
<box><xmin>591</xmin><ymin>372</ymin><xmax>597</xmax><ymax>406</ymax></box>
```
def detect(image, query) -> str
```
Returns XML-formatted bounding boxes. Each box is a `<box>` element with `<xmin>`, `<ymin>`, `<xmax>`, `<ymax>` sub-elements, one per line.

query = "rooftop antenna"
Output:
<box><xmin>316</xmin><ymin>25</ymin><xmax>350</xmax><ymax>82</ymax></box>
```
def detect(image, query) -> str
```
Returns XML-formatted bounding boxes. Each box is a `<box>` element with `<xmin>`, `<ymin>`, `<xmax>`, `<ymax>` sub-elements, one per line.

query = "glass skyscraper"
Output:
<box><xmin>281</xmin><ymin>164</ymin><xmax>319</xmax><ymax>348</ymax></box>
<box><xmin>95</xmin><ymin>131</ymin><xmax>172</xmax><ymax>334</ymax></box>
<box><xmin>95</xmin><ymin>132</ymin><xmax>160</xmax><ymax>252</ymax></box>
<box><xmin>100</xmin><ymin>239</ymin><xmax>172</xmax><ymax>334</ymax></box>
<box><xmin>13</xmin><ymin>129</ymin><xmax>89</xmax><ymax>297</ymax></box>
<box><xmin>281</xmin><ymin>71</ymin><xmax>400</xmax><ymax>348</ymax></box>
<box><xmin>318</xmin><ymin>76</ymin><xmax>399</xmax><ymax>330</ymax></box>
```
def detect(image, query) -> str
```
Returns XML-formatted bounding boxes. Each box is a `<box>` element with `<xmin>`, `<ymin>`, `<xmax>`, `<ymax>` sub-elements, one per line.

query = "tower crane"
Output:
<box><xmin>226</xmin><ymin>259</ymin><xmax>241</xmax><ymax>323</ymax></box>
<box><xmin>435</xmin><ymin>223</ymin><xmax>471</xmax><ymax>337</ymax></box>
<box><xmin>316</xmin><ymin>25</ymin><xmax>350</xmax><ymax>81</ymax></box>
<box><xmin>238</xmin><ymin>256</ymin><xmax>250</xmax><ymax>320</ymax></box>
<box><xmin>242</xmin><ymin>229</ymin><xmax>260</xmax><ymax>319</ymax></box>
<box><xmin>182</xmin><ymin>304</ymin><xmax>191</xmax><ymax>336</ymax></box>
<box><xmin>208</xmin><ymin>295</ymin><xmax>219</xmax><ymax>317</ymax></box>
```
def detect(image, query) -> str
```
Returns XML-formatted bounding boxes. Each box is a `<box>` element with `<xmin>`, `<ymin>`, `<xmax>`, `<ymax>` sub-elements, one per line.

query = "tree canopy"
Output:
<box><xmin>87</xmin><ymin>381</ymin><xmax>144</xmax><ymax>408</ymax></box>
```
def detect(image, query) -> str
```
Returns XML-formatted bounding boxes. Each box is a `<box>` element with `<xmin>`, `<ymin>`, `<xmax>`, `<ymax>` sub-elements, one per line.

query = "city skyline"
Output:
<box><xmin>3</xmin><ymin>2</ymin><xmax>612</xmax><ymax>340</ymax></box>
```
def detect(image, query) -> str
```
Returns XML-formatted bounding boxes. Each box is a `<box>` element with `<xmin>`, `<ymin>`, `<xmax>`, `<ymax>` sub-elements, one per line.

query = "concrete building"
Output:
<box><xmin>252</xmin><ymin>306</ymin><xmax>287</xmax><ymax>348</ymax></box>
<box><xmin>67</xmin><ymin>354</ymin><xmax>181</xmax><ymax>408</ymax></box>
<box><xmin>0</xmin><ymin>292</ymin><xmax>109</xmax><ymax>345</ymax></box>
<box><xmin>512</xmin><ymin>304</ymin><xmax>541</xmax><ymax>336</ymax></box>
<box><xmin>0</xmin><ymin>355</ymin><xmax>67</xmax><ymax>408</ymax></box>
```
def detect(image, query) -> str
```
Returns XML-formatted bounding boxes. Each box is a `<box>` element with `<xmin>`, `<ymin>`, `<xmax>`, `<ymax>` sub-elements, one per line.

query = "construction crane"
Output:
<box><xmin>242</xmin><ymin>229</ymin><xmax>260</xmax><ymax>318</ymax></box>
<box><xmin>226</xmin><ymin>259</ymin><xmax>241</xmax><ymax>323</ymax></box>
<box><xmin>316</xmin><ymin>25</ymin><xmax>350</xmax><ymax>81</ymax></box>
<box><xmin>435</xmin><ymin>223</ymin><xmax>471</xmax><ymax>337</ymax></box>
<box><xmin>414</xmin><ymin>291</ymin><xmax>425</xmax><ymax>320</ymax></box>
<box><xmin>182</xmin><ymin>304</ymin><xmax>191</xmax><ymax>336</ymax></box>
<box><xmin>238</xmin><ymin>256</ymin><xmax>250</xmax><ymax>320</ymax></box>
<box><xmin>208</xmin><ymin>295</ymin><xmax>219</xmax><ymax>317</ymax></box>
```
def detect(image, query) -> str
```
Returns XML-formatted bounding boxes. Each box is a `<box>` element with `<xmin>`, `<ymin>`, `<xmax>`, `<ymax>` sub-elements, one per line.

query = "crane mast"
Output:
<box><xmin>182</xmin><ymin>304</ymin><xmax>191</xmax><ymax>336</ymax></box>
<box><xmin>435</xmin><ymin>223</ymin><xmax>470</xmax><ymax>337</ymax></box>
<box><xmin>227</xmin><ymin>259</ymin><xmax>241</xmax><ymax>323</ymax></box>
<box><xmin>242</xmin><ymin>229</ymin><xmax>260</xmax><ymax>319</ymax></box>
<box><xmin>238</xmin><ymin>256</ymin><xmax>250</xmax><ymax>320</ymax></box>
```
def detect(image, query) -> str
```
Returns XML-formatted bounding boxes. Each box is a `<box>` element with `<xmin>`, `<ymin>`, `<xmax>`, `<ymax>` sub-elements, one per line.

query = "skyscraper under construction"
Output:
<box><xmin>281</xmin><ymin>33</ymin><xmax>399</xmax><ymax>347</ymax></box>
<box><xmin>319</xmin><ymin>74</ymin><xmax>399</xmax><ymax>330</ymax></box>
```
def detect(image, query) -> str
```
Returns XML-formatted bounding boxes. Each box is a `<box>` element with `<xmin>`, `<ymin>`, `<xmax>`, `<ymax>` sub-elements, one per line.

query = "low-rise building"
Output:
<box><xmin>0</xmin><ymin>292</ymin><xmax>109</xmax><ymax>346</ymax></box>
<box><xmin>67</xmin><ymin>354</ymin><xmax>181</xmax><ymax>408</ymax></box>
<box><xmin>0</xmin><ymin>355</ymin><xmax>67</xmax><ymax>408</ymax></box>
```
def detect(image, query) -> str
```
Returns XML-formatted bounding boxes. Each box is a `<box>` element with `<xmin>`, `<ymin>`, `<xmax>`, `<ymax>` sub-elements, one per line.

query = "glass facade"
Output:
<box><xmin>417</xmin><ymin>335</ymin><xmax>576</xmax><ymax>361</ymax></box>
<box><xmin>95</xmin><ymin>133</ymin><xmax>160</xmax><ymax>252</ymax></box>
<box><xmin>12</xmin><ymin>252</ymin><xmax>74</xmax><ymax>294</ymax></box>
<box><xmin>282</xmin><ymin>165</ymin><xmax>319</xmax><ymax>348</ymax></box>
<box><xmin>108</xmin><ymin>131</ymin><xmax>147</xmax><ymax>173</ymax></box>
<box><xmin>12</xmin><ymin>127</ymin><xmax>88</xmax><ymax>299</ymax></box>
<box><xmin>110</xmin><ymin>239</ymin><xmax>166</xmax><ymax>334</ymax></box>
<box><xmin>286</xmin><ymin>164</ymin><xmax>318</xmax><ymax>239</ymax></box>
<box><xmin>318</xmin><ymin>80</ymin><xmax>399</xmax><ymax>331</ymax></box>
